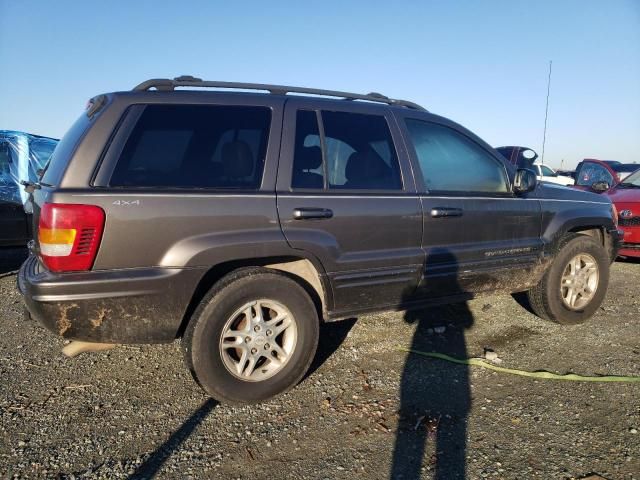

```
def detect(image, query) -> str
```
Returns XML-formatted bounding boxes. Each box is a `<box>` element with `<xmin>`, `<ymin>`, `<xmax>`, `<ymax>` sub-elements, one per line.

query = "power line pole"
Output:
<box><xmin>541</xmin><ymin>60</ymin><xmax>552</xmax><ymax>165</ymax></box>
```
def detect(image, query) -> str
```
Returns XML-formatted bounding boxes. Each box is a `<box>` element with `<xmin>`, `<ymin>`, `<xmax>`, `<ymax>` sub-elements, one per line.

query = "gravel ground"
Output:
<box><xmin>0</xmin><ymin>250</ymin><xmax>638</xmax><ymax>479</ymax></box>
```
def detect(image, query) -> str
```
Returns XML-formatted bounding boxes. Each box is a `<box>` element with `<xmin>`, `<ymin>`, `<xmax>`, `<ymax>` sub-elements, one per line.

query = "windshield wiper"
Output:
<box><xmin>20</xmin><ymin>180</ymin><xmax>41</xmax><ymax>193</ymax></box>
<box><xmin>618</xmin><ymin>182</ymin><xmax>640</xmax><ymax>188</ymax></box>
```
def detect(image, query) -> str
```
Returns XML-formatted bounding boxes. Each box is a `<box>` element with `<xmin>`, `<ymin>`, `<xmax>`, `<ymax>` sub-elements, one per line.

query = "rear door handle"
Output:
<box><xmin>293</xmin><ymin>208</ymin><xmax>333</xmax><ymax>220</ymax></box>
<box><xmin>430</xmin><ymin>207</ymin><xmax>463</xmax><ymax>218</ymax></box>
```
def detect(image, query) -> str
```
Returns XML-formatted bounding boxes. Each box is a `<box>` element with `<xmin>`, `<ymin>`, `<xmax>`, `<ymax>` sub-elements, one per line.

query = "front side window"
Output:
<box><xmin>576</xmin><ymin>163</ymin><xmax>613</xmax><ymax>187</ymax></box>
<box><xmin>111</xmin><ymin>105</ymin><xmax>271</xmax><ymax>189</ymax></box>
<box><xmin>405</xmin><ymin>119</ymin><xmax>508</xmax><ymax>193</ymax></box>
<box><xmin>291</xmin><ymin>110</ymin><xmax>402</xmax><ymax>190</ymax></box>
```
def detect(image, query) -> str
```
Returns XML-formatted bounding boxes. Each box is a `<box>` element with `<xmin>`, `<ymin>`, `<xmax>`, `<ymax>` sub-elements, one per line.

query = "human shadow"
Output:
<box><xmin>128</xmin><ymin>398</ymin><xmax>218</xmax><ymax>479</ymax></box>
<box><xmin>390</xmin><ymin>251</ymin><xmax>473</xmax><ymax>480</ymax></box>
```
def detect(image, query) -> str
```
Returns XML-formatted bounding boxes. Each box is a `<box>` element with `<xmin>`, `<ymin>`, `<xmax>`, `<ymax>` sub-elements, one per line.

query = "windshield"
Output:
<box><xmin>619</xmin><ymin>169</ymin><xmax>640</xmax><ymax>187</ymax></box>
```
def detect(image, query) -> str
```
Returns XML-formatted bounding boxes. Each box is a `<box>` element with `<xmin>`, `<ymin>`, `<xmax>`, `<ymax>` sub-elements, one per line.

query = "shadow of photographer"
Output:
<box><xmin>390</xmin><ymin>251</ymin><xmax>474</xmax><ymax>479</ymax></box>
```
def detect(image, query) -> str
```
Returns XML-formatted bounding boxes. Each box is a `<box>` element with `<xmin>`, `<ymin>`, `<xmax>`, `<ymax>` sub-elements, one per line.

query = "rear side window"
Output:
<box><xmin>41</xmin><ymin>114</ymin><xmax>91</xmax><ymax>186</ymax></box>
<box><xmin>292</xmin><ymin>110</ymin><xmax>402</xmax><ymax>190</ymax></box>
<box><xmin>111</xmin><ymin>105</ymin><xmax>271</xmax><ymax>189</ymax></box>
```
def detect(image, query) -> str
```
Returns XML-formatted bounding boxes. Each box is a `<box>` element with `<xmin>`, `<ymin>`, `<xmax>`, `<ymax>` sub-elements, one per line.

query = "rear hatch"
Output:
<box><xmin>31</xmin><ymin>112</ymin><xmax>94</xmax><ymax>259</ymax></box>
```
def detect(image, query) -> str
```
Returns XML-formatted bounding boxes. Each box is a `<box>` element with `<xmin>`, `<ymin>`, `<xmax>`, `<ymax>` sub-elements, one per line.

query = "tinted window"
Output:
<box><xmin>405</xmin><ymin>120</ymin><xmax>508</xmax><ymax>193</ymax></box>
<box><xmin>291</xmin><ymin>110</ymin><xmax>402</xmax><ymax>190</ymax></box>
<box><xmin>292</xmin><ymin>111</ymin><xmax>324</xmax><ymax>189</ymax></box>
<box><xmin>41</xmin><ymin>113</ymin><xmax>91</xmax><ymax>186</ymax></box>
<box><xmin>323</xmin><ymin>111</ymin><xmax>401</xmax><ymax>190</ymax></box>
<box><xmin>111</xmin><ymin>105</ymin><xmax>271</xmax><ymax>189</ymax></box>
<box><xmin>576</xmin><ymin>163</ymin><xmax>614</xmax><ymax>186</ymax></box>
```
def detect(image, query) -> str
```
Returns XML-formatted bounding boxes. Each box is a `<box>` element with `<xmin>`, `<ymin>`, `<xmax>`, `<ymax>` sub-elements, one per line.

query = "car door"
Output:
<box><xmin>276</xmin><ymin>99</ymin><xmax>423</xmax><ymax>316</ymax></box>
<box><xmin>396</xmin><ymin>113</ymin><xmax>543</xmax><ymax>298</ymax></box>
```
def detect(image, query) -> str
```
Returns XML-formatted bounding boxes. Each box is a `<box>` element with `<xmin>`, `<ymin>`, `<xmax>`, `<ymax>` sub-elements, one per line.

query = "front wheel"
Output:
<box><xmin>526</xmin><ymin>234</ymin><xmax>609</xmax><ymax>324</ymax></box>
<box><xmin>183</xmin><ymin>268</ymin><xmax>320</xmax><ymax>404</ymax></box>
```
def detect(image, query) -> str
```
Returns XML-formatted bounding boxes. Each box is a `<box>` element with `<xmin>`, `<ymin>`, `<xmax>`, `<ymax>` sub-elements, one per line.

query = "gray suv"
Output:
<box><xmin>19</xmin><ymin>76</ymin><xmax>622</xmax><ymax>404</ymax></box>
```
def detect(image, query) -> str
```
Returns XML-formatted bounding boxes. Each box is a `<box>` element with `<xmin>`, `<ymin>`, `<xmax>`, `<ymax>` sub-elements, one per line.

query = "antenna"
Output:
<box><xmin>541</xmin><ymin>60</ymin><xmax>552</xmax><ymax>164</ymax></box>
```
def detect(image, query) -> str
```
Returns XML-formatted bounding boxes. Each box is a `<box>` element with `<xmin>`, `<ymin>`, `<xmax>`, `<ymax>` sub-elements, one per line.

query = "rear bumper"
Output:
<box><xmin>18</xmin><ymin>255</ymin><xmax>205</xmax><ymax>343</ymax></box>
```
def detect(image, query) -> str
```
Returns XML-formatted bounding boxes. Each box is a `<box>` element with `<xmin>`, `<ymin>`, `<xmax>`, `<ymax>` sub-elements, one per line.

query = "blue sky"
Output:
<box><xmin>1</xmin><ymin>0</ymin><xmax>638</xmax><ymax>168</ymax></box>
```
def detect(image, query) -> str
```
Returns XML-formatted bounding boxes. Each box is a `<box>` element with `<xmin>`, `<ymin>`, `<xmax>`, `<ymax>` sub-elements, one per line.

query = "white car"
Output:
<box><xmin>532</xmin><ymin>163</ymin><xmax>574</xmax><ymax>186</ymax></box>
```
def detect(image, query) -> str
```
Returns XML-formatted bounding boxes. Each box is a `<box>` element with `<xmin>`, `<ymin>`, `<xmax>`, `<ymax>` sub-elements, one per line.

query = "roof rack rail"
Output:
<box><xmin>132</xmin><ymin>76</ymin><xmax>427</xmax><ymax>111</ymax></box>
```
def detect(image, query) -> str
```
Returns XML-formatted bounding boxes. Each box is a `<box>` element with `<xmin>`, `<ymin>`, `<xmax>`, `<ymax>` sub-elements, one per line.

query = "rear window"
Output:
<box><xmin>110</xmin><ymin>105</ymin><xmax>271</xmax><ymax>189</ymax></box>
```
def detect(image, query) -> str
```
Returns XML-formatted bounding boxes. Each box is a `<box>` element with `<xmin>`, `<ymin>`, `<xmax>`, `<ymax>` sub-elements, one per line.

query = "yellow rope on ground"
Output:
<box><xmin>399</xmin><ymin>348</ymin><xmax>640</xmax><ymax>383</ymax></box>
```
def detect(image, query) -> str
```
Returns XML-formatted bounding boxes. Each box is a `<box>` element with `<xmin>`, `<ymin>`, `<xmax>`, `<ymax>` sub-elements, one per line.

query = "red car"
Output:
<box><xmin>573</xmin><ymin>159</ymin><xmax>640</xmax><ymax>257</ymax></box>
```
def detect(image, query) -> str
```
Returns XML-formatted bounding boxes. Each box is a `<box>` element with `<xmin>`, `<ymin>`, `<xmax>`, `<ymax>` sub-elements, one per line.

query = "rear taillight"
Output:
<box><xmin>38</xmin><ymin>203</ymin><xmax>105</xmax><ymax>272</ymax></box>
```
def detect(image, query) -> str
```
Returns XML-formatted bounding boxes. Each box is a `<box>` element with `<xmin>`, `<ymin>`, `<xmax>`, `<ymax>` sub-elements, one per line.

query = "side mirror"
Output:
<box><xmin>514</xmin><ymin>168</ymin><xmax>538</xmax><ymax>194</ymax></box>
<box><xmin>591</xmin><ymin>181</ymin><xmax>610</xmax><ymax>193</ymax></box>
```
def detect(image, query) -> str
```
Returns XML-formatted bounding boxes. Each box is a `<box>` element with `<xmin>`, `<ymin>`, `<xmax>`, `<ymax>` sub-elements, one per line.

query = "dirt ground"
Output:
<box><xmin>0</xmin><ymin>249</ymin><xmax>638</xmax><ymax>479</ymax></box>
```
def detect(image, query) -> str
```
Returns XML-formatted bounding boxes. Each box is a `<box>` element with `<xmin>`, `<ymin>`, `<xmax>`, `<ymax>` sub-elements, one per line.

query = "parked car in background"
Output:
<box><xmin>609</xmin><ymin>169</ymin><xmax>640</xmax><ymax>257</ymax></box>
<box><xmin>495</xmin><ymin>145</ymin><xmax>538</xmax><ymax>168</ymax></box>
<box><xmin>573</xmin><ymin>159</ymin><xmax>615</xmax><ymax>192</ymax></box>
<box><xmin>610</xmin><ymin>163</ymin><xmax>639</xmax><ymax>181</ymax></box>
<box><xmin>573</xmin><ymin>160</ymin><xmax>640</xmax><ymax>257</ymax></box>
<box><xmin>19</xmin><ymin>77</ymin><xmax>621</xmax><ymax>404</ymax></box>
<box><xmin>556</xmin><ymin>168</ymin><xmax>577</xmax><ymax>180</ymax></box>
<box><xmin>495</xmin><ymin>146</ymin><xmax>573</xmax><ymax>186</ymax></box>
<box><xmin>531</xmin><ymin>163</ymin><xmax>574</xmax><ymax>186</ymax></box>
<box><xmin>572</xmin><ymin>160</ymin><xmax>640</xmax><ymax>258</ymax></box>
<box><xmin>575</xmin><ymin>159</ymin><xmax>640</xmax><ymax>184</ymax></box>
<box><xmin>0</xmin><ymin>131</ymin><xmax>58</xmax><ymax>246</ymax></box>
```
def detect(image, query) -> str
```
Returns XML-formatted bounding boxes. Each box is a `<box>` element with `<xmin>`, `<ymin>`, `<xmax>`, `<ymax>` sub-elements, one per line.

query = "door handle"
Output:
<box><xmin>431</xmin><ymin>207</ymin><xmax>463</xmax><ymax>218</ymax></box>
<box><xmin>293</xmin><ymin>208</ymin><xmax>334</xmax><ymax>220</ymax></box>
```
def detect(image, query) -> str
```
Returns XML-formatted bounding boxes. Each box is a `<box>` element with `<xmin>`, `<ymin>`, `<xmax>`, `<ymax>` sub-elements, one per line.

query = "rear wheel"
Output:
<box><xmin>526</xmin><ymin>234</ymin><xmax>609</xmax><ymax>324</ymax></box>
<box><xmin>183</xmin><ymin>268</ymin><xmax>319</xmax><ymax>404</ymax></box>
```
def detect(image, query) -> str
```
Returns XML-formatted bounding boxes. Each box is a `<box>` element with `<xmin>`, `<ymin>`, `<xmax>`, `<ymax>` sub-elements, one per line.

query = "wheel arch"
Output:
<box><xmin>544</xmin><ymin>210</ymin><xmax>615</xmax><ymax>254</ymax></box>
<box><xmin>176</xmin><ymin>256</ymin><xmax>330</xmax><ymax>338</ymax></box>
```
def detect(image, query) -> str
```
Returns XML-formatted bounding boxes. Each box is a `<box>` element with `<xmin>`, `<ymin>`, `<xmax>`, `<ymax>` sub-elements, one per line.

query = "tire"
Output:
<box><xmin>526</xmin><ymin>234</ymin><xmax>609</xmax><ymax>324</ymax></box>
<box><xmin>183</xmin><ymin>267</ymin><xmax>319</xmax><ymax>404</ymax></box>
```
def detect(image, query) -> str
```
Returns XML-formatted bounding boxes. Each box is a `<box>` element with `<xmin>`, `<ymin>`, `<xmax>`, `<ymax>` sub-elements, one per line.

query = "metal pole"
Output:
<box><xmin>541</xmin><ymin>60</ymin><xmax>552</xmax><ymax>165</ymax></box>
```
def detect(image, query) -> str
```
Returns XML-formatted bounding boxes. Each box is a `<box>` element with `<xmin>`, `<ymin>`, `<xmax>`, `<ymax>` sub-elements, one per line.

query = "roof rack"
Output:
<box><xmin>132</xmin><ymin>76</ymin><xmax>427</xmax><ymax>111</ymax></box>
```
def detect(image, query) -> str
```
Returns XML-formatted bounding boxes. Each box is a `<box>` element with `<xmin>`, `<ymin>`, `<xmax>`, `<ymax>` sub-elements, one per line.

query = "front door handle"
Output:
<box><xmin>431</xmin><ymin>207</ymin><xmax>463</xmax><ymax>218</ymax></box>
<box><xmin>293</xmin><ymin>208</ymin><xmax>334</xmax><ymax>220</ymax></box>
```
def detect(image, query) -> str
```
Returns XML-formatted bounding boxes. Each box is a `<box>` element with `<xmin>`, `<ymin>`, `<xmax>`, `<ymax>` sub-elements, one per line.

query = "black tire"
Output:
<box><xmin>183</xmin><ymin>267</ymin><xmax>319</xmax><ymax>404</ymax></box>
<box><xmin>526</xmin><ymin>234</ymin><xmax>609</xmax><ymax>324</ymax></box>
